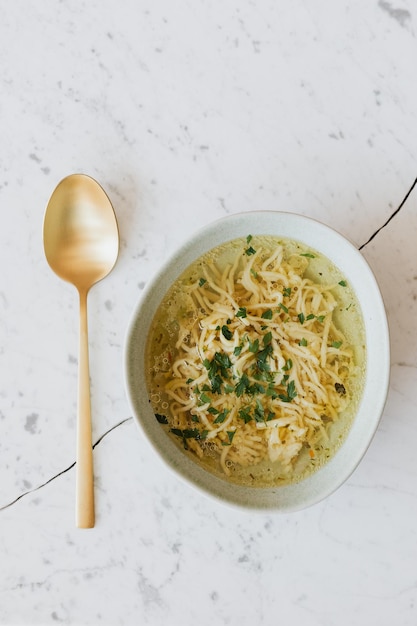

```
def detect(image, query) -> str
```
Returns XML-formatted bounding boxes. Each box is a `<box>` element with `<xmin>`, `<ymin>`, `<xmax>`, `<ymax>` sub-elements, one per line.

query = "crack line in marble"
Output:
<box><xmin>359</xmin><ymin>175</ymin><xmax>417</xmax><ymax>250</ymax></box>
<box><xmin>0</xmin><ymin>417</ymin><xmax>133</xmax><ymax>513</ymax></box>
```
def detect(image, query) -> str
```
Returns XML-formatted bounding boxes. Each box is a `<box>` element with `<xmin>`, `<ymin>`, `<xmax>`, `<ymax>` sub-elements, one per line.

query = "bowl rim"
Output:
<box><xmin>124</xmin><ymin>210</ymin><xmax>390</xmax><ymax>512</ymax></box>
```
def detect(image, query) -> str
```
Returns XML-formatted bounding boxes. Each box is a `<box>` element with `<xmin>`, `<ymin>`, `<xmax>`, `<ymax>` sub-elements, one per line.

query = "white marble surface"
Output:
<box><xmin>0</xmin><ymin>1</ymin><xmax>417</xmax><ymax>624</ymax></box>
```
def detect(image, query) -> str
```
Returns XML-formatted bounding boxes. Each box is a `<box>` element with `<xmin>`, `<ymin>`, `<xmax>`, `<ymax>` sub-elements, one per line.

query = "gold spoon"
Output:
<box><xmin>43</xmin><ymin>174</ymin><xmax>119</xmax><ymax>528</ymax></box>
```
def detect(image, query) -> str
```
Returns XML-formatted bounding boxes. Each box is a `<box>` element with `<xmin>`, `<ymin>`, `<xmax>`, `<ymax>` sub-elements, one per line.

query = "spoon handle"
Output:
<box><xmin>76</xmin><ymin>289</ymin><xmax>95</xmax><ymax>528</ymax></box>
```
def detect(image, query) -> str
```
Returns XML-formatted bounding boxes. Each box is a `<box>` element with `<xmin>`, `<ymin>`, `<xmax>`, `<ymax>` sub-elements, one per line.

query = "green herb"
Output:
<box><xmin>316</xmin><ymin>315</ymin><xmax>325</xmax><ymax>323</ymax></box>
<box><xmin>155</xmin><ymin>414</ymin><xmax>168</xmax><ymax>424</ymax></box>
<box><xmin>256</xmin><ymin>353</ymin><xmax>272</xmax><ymax>375</ymax></box>
<box><xmin>213</xmin><ymin>408</ymin><xmax>230</xmax><ymax>424</ymax></box>
<box><xmin>199</xmin><ymin>392</ymin><xmax>211</xmax><ymax>404</ymax></box>
<box><xmin>186</xmin><ymin>378</ymin><xmax>194</xmax><ymax>384</ymax></box>
<box><xmin>282</xmin><ymin>358</ymin><xmax>293</xmax><ymax>371</ymax></box>
<box><xmin>278</xmin><ymin>303</ymin><xmax>289</xmax><ymax>314</ymax></box>
<box><xmin>224</xmin><ymin>383</ymin><xmax>235</xmax><ymax>394</ymax></box>
<box><xmin>248</xmin><ymin>338</ymin><xmax>259</xmax><ymax>353</ymax></box>
<box><xmin>235</xmin><ymin>373</ymin><xmax>250</xmax><ymax>397</ymax></box>
<box><xmin>266</xmin><ymin>383</ymin><xmax>278</xmax><ymax>399</ymax></box>
<box><xmin>221</xmin><ymin>325</ymin><xmax>233</xmax><ymax>340</ymax></box>
<box><xmin>170</xmin><ymin>427</ymin><xmax>208</xmax><ymax>449</ymax></box>
<box><xmin>198</xmin><ymin>277</ymin><xmax>207</xmax><ymax>286</ymax></box>
<box><xmin>248</xmin><ymin>381</ymin><xmax>264</xmax><ymax>394</ymax></box>
<box><xmin>261</xmin><ymin>309</ymin><xmax>273</xmax><ymax>320</ymax></box>
<box><xmin>238</xmin><ymin>407</ymin><xmax>253</xmax><ymax>424</ymax></box>
<box><xmin>279</xmin><ymin>380</ymin><xmax>297</xmax><ymax>403</ymax></box>
<box><xmin>306</xmin><ymin>313</ymin><xmax>315</xmax><ymax>321</ymax></box>
<box><xmin>263</xmin><ymin>331</ymin><xmax>272</xmax><ymax>346</ymax></box>
<box><xmin>283</xmin><ymin>287</ymin><xmax>292</xmax><ymax>297</ymax></box>
<box><xmin>299</xmin><ymin>338</ymin><xmax>308</xmax><ymax>347</ymax></box>
<box><xmin>253</xmin><ymin>398</ymin><xmax>265</xmax><ymax>422</ymax></box>
<box><xmin>300</xmin><ymin>252</ymin><xmax>315</xmax><ymax>258</ymax></box>
<box><xmin>245</xmin><ymin>246</ymin><xmax>256</xmax><ymax>256</ymax></box>
<box><xmin>338</xmin><ymin>280</ymin><xmax>347</xmax><ymax>287</ymax></box>
<box><xmin>250</xmin><ymin>268</ymin><xmax>258</xmax><ymax>278</ymax></box>
<box><xmin>236</xmin><ymin>307</ymin><xmax>247</xmax><ymax>318</ymax></box>
<box><xmin>331</xmin><ymin>341</ymin><xmax>342</xmax><ymax>349</ymax></box>
<box><xmin>233</xmin><ymin>345</ymin><xmax>243</xmax><ymax>357</ymax></box>
<box><xmin>298</xmin><ymin>312</ymin><xmax>305</xmax><ymax>325</ymax></box>
<box><xmin>203</xmin><ymin>352</ymin><xmax>232</xmax><ymax>393</ymax></box>
<box><xmin>221</xmin><ymin>430</ymin><xmax>236</xmax><ymax>446</ymax></box>
<box><xmin>246</xmin><ymin>234</ymin><xmax>253</xmax><ymax>244</ymax></box>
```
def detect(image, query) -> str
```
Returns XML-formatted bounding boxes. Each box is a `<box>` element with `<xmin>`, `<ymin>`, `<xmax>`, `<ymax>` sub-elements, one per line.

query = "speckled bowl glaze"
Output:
<box><xmin>124</xmin><ymin>211</ymin><xmax>390</xmax><ymax>512</ymax></box>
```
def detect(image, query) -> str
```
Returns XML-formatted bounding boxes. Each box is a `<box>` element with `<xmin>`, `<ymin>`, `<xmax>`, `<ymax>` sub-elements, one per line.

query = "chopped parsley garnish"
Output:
<box><xmin>155</xmin><ymin>414</ymin><xmax>168</xmax><ymax>424</ymax></box>
<box><xmin>331</xmin><ymin>341</ymin><xmax>342</xmax><ymax>349</ymax></box>
<box><xmin>299</xmin><ymin>338</ymin><xmax>308</xmax><ymax>346</ymax></box>
<box><xmin>170</xmin><ymin>427</ymin><xmax>208</xmax><ymax>449</ymax></box>
<box><xmin>236</xmin><ymin>307</ymin><xmax>247</xmax><ymax>318</ymax></box>
<box><xmin>299</xmin><ymin>312</ymin><xmax>324</xmax><ymax>324</ymax></box>
<box><xmin>221</xmin><ymin>430</ymin><xmax>236</xmax><ymax>446</ymax></box>
<box><xmin>263</xmin><ymin>331</ymin><xmax>272</xmax><ymax>346</ymax></box>
<box><xmin>283</xmin><ymin>287</ymin><xmax>292</xmax><ymax>297</ymax></box>
<box><xmin>203</xmin><ymin>352</ymin><xmax>232</xmax><ymax>393</ymax></box>
<box><xmin>266</xmin><ymin>383</ymin><xmax>278</xmax><ymax>399</ymax></box>
<box><xmin>278</xmin><ymin>380</ymin><xmax>297</xmax><ymax>403</ymax></box>
<box><xmin>255</xmin><ymin>346</ymin><xmax>273</xmax><ymax>376</ymax></box>
<box><xmin>245</xmin><ymin>246</ymin><xmax>256</xmax><ymax>256</ymax></box>
<box><xmin>199</xmin><ymin>392</ymin><xmax>211</xmax><ymax>405</ymax></box>
<box><xmin>253</xmin><ymin>398</ymin><xmax>265</xmax><ymax>422</ymax></box>
<box><xmin>221</xmin><ymin>325</ymin><xmax>233</xmax><ymax>340</ymax></box>
<box><xmin>261</xmin><ymin>309</ymin><xmax>273</xmax><ymax>320</ymax></box>
<box><xmin>198</xmin><ymin>277</ymin><xmax>207</xmax><ymax>286</ymax></box>
<box><xmin>238</xmin><ymin>407</ymin><xmax>253</xmax><ymax>424</ymax></box>
<box><xmin>248</xmin><ymin>338</ymin><xmax>259</xmax><ymax>353</ymax></box>
<box><xmin>213</xmin><ymin>408</ymin><xmax>230</xmax><ymax>424</ymax></box>
<box><xmin>233</xmin><ymin>344</ymin><xmax>243</xmax><ymax>357</ymax></box>
<box><xmin>235</xmin><ymin>373</ymin><xmax>251</xmax><ymax>397</ymax></box>
<box><xmin>300</xmin><ymin>252</ymin><xmax>315</xmax><ymax>258</ymax></box>
<box><xmin>338</xmin><ymin>280</ymin><xmax>347</xmax><ymax>287</ymax></box>
<box><xmin>278</xmin><ymin>303</ymin><xmax>289</xmax><ymax>314</ymax></box>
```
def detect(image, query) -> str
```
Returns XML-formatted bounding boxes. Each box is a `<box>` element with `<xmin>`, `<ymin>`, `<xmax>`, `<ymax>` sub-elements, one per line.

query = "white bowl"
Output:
<box><xmin>124</xmin><ymin>211</ymin><xmax>390</xmax><ymax>512</ymax></box>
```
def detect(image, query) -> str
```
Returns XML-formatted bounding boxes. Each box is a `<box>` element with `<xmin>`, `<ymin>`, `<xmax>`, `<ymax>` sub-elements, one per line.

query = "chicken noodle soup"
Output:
<box><xmin>145</xmin><ymin>235</ymin><xmax>366</xmax><ymax>486</ymax></box>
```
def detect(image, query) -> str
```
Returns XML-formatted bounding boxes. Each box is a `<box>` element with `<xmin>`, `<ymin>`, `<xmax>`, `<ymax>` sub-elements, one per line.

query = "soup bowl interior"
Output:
<box><xmin>124</xmin><ymin>211</ymin><xmax>390</xmax><ymax>512</ymax></box>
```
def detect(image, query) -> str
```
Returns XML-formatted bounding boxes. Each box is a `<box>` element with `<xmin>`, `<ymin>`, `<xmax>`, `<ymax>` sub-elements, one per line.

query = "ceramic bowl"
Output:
<box><xmin>124</xmin><ymin>211</ymin><xmax>390</xmax><ymax>512</ymax></box>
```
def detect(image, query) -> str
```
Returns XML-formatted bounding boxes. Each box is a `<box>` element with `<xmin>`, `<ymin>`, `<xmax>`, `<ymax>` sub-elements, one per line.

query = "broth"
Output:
<box><xmin>145</xmin><ymin>235</ymin><xmax>366</xmax><ymax>487</ymax></box>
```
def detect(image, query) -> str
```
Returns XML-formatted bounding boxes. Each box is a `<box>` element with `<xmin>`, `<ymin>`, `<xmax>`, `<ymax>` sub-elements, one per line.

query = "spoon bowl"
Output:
<box><xmin>43</xmin><ymin>174</ymin><xmax>119</xmax><ymax>528</ymax></box>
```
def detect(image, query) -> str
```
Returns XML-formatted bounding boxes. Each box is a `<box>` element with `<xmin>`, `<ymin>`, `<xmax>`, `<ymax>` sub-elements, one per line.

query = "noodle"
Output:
<box><xmin>146</xmin><ymin>235</ymin><xmax>365</xmax><ymax>484</ymax></box>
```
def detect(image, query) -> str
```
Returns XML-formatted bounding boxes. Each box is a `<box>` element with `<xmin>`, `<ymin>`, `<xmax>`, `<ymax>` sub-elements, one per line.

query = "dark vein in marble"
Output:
<box><xmin>359</xmin><ymin>176</ymin><xmax>417</xmax><ymax>250</ymax></box>
<box><xmin>0</xmin><ymin>417</ymin><xmax>133</xmax><ymax>512</ymax></box>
